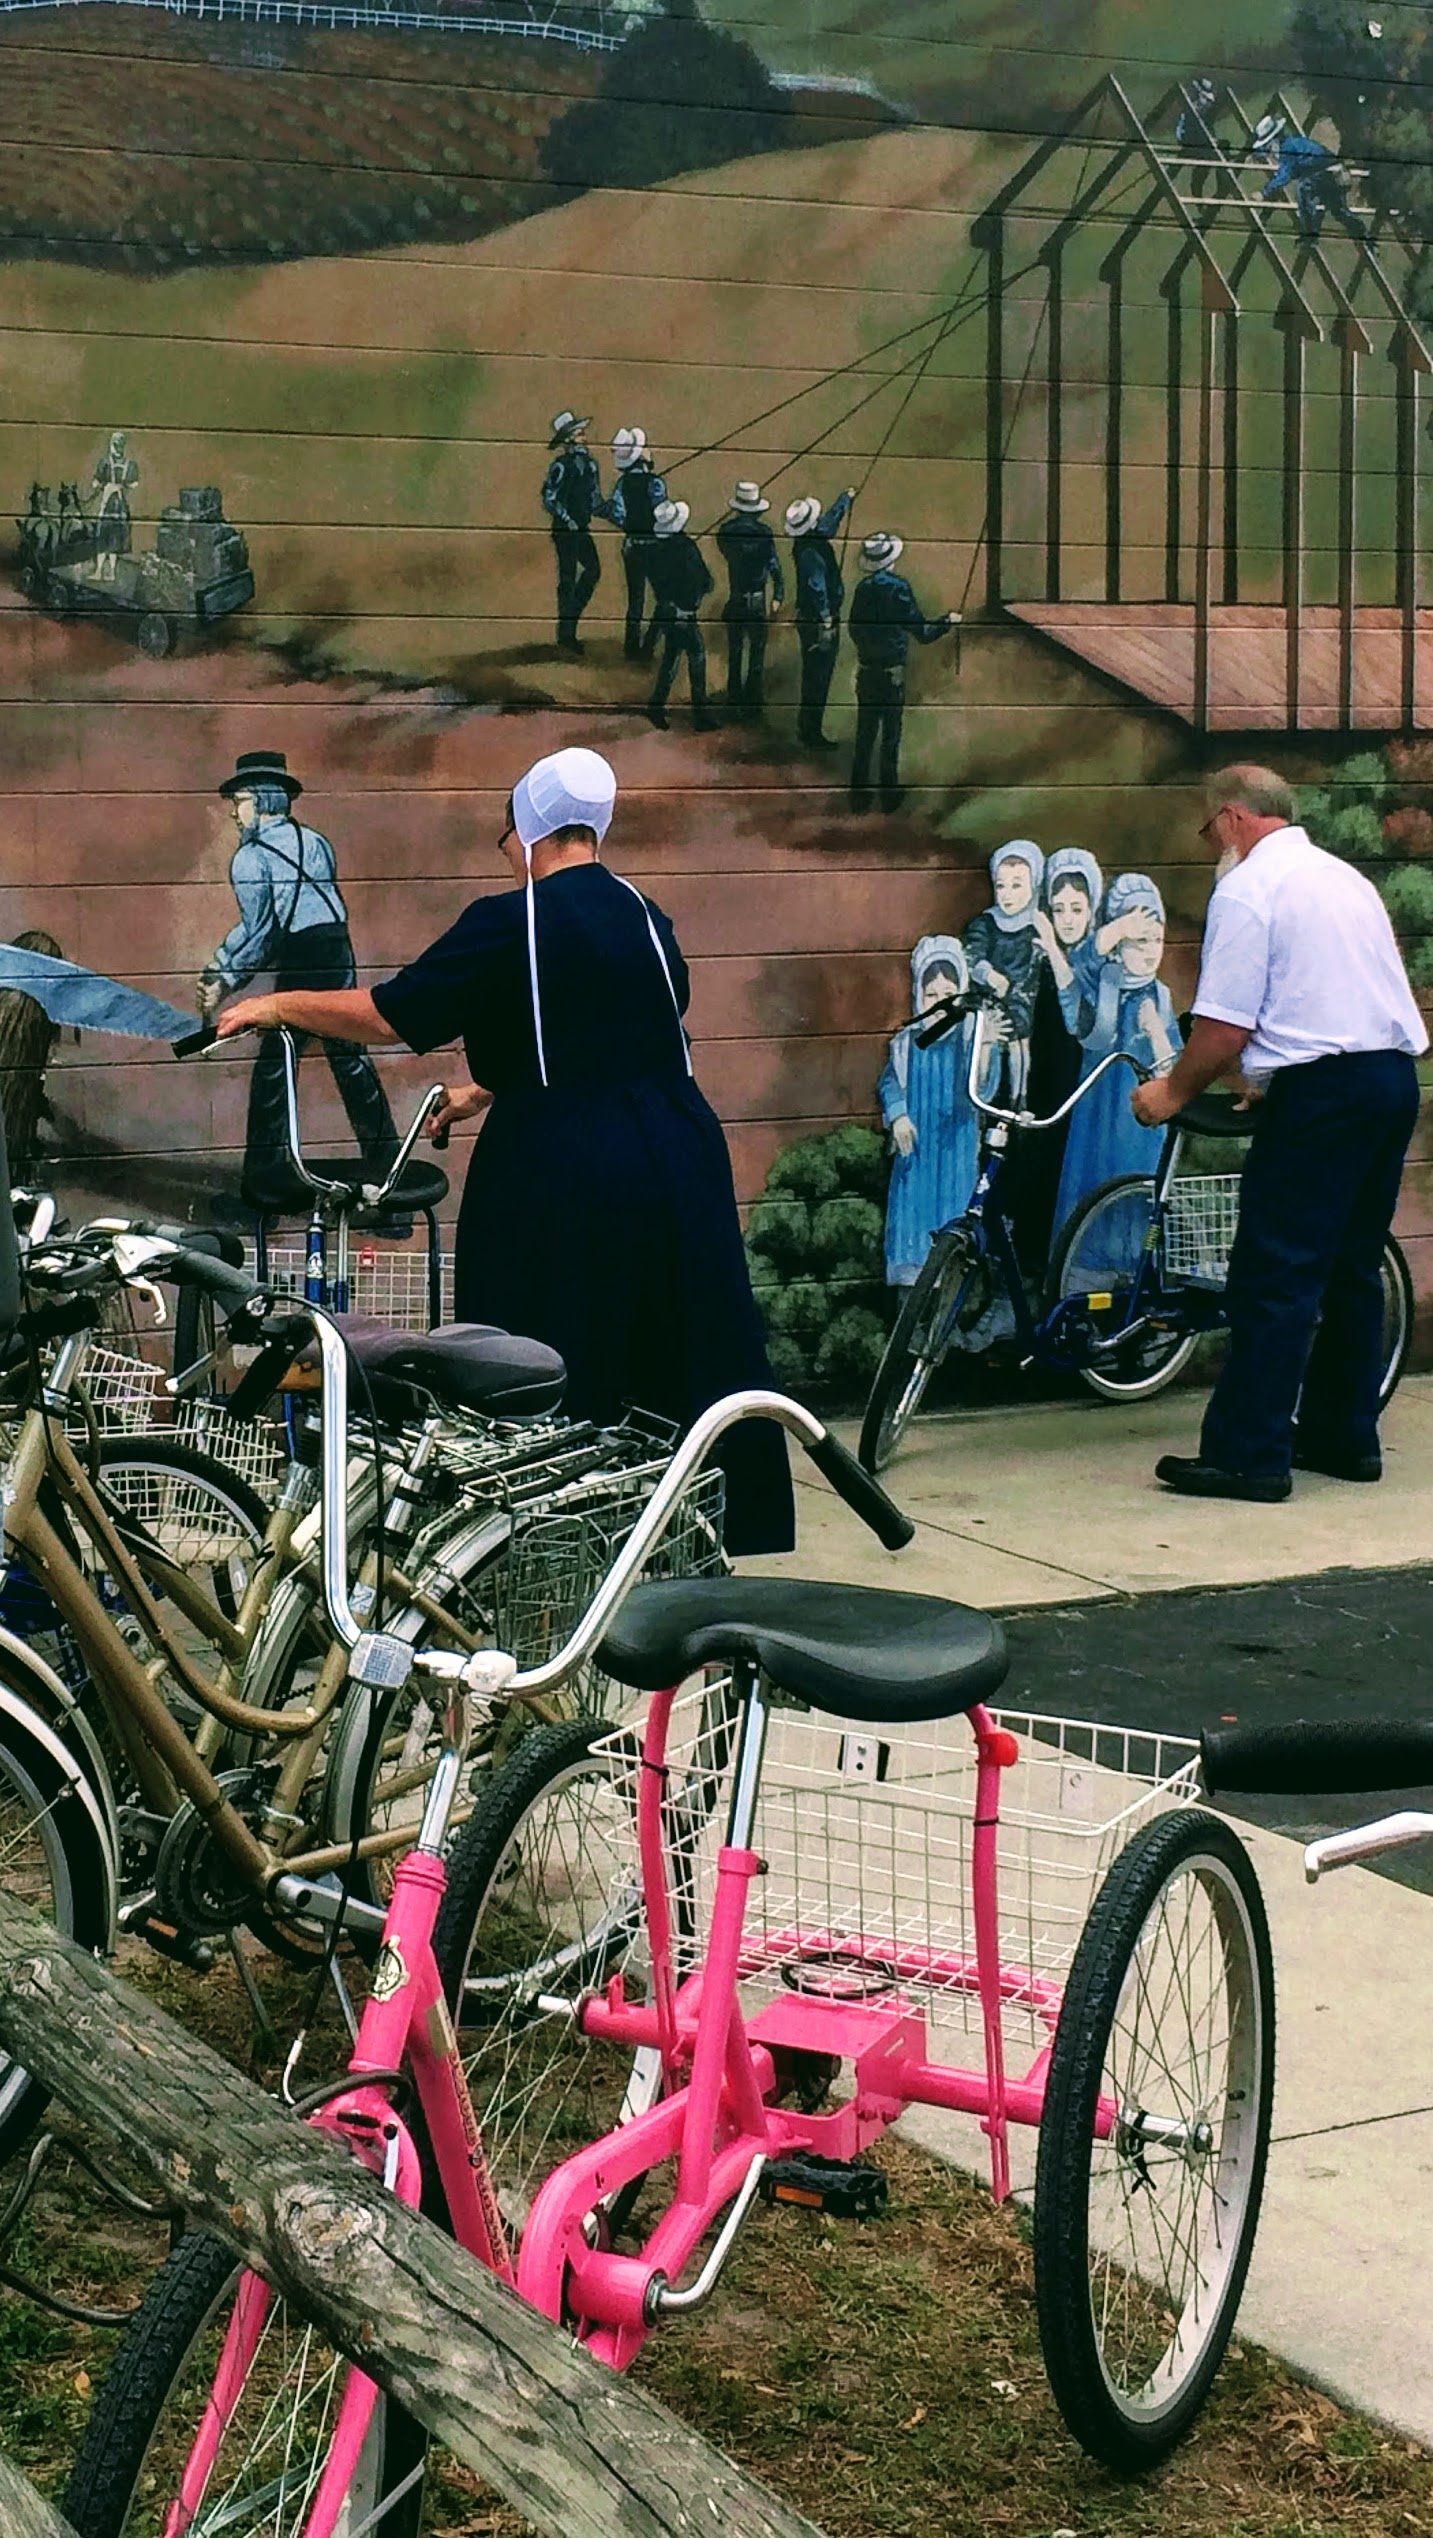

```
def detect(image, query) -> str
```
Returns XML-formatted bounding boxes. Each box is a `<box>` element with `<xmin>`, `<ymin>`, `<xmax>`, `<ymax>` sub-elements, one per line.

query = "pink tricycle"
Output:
<box><xmin>64</xmin><ymin>1394</ymin><xmax>1273</xmax><ymax>2536</ymax></box>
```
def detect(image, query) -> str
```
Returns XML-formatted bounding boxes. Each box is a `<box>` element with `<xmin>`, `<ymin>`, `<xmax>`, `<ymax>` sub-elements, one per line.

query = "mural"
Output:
<box><xmin>17</xmin><ymin>446</ymin><xmax>253</xmax><ymax>660</ymax></box>
<box><xmin>0</xmin><ymin>0</ymin><xmax>1428</xmax><ymax>1363</ymax></box>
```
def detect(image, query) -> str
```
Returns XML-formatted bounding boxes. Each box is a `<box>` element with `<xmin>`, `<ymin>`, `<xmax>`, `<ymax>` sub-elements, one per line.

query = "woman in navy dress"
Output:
<box><xmin>216</xmin><ymin>746</ymin><xmax>795</xmax><ymax>1557</ymax></box>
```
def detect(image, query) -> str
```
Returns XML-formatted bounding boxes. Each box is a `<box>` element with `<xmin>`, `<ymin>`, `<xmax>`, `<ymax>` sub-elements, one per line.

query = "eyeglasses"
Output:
<box><xmin>1199</xmin><ymin>807</ymin><xmax>1230</xmax><ymax>842</ymax></box>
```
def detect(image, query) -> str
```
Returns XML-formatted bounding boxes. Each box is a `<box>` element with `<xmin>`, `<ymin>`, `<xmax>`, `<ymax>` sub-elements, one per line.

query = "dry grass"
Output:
<box><xmin>4</xmin><ymin>1951</ymin><xmax>1432</xmax><ymax>2538</ymax></box>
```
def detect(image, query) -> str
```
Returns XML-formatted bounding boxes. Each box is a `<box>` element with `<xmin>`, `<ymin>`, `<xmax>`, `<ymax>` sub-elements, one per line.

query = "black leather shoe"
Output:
<box><xmin>1155</xmin><ymin>1454</ymin><xmax>1292</xmax><ymax>1503</ymax></box>
<box><xmin>1291</xmin><ymin>1439</ymin><xmax>1383</xmax><ymax>1483</ymax></box>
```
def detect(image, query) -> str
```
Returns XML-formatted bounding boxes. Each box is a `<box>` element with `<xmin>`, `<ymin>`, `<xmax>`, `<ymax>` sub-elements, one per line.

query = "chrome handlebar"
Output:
<box><xmin>277</xmin><ymin>1027</ymin><xmax>444</xmax><ymax>1209</ymax></box>
<box><xmin>964</xmin><ymin>1006</ymin><xmax>1152</xmax><ymax>1131</ymax></box>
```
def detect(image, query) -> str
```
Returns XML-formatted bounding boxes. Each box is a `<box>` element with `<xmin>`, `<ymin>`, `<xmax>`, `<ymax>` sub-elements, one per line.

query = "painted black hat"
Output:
<box><xmin>217</xmin><ymin>749</ymin><xmax>303</xmax><ymax>801</ymax></box>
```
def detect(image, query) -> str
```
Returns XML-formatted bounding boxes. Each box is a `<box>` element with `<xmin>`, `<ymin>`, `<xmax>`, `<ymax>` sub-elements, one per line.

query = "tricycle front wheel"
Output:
<box><xmin>1033</xmin><ymin>1808</ymin><xmax>1274</xmax><ymax>2472</ymax></box>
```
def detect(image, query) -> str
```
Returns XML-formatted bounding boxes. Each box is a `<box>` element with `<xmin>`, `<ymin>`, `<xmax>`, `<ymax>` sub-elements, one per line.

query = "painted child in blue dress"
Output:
<box><xmin>879</xmin><ymin>934</ymin><xmax>980</xmax><ymax>1286</ymax></box>
<box><xmin>1052</xmin><ymin>871</ymin><xmax>1181</xmax><ymax>1244</ymax></box>
<box><xmin>963</xmin><ymin>839</ymin><xmax>1044</xmax><ymax>1105</ymax></box>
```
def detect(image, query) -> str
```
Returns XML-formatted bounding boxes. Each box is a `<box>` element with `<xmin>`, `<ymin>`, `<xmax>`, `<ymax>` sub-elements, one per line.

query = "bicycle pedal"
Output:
<box><xmin>759</xmin><ymin>2156</ymin><xmax>888</xmax><ymax>2221</ymax></box>
<box><xmin>129</xmin><ymin>1913</ymin><xmax>215</xmax><ymax>1974</ymax></box>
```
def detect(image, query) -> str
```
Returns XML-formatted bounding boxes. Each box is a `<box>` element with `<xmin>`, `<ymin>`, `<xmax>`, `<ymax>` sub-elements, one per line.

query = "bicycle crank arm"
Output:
<box><xmin>269</xmin><ymin>1871</ymin><xmax>387</xmax><ymax>1937</ymax></box>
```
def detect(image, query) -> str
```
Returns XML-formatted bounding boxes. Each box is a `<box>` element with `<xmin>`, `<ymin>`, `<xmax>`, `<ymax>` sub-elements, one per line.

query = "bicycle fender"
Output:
<box><xmin>0</xmin><ymin>1625</ymin><xmax>121</xmax><ymax>1854</ymax></box>
<box><xmin>0</xmin><ymin>1660</ymin><xmax>119</xmax><ymax>1947</ymax></box>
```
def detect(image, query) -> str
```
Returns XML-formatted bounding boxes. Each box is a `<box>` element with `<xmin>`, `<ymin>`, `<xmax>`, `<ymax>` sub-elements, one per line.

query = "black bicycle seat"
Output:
<box><xmin>598</xmin><ymin>1578</ymin><xmax>1008</xmax><ymax>1726</ymax></box>
<box><xmin>306</xmin><ymin>1159</ymin><xmax>451</xmax><ymax>1213</ymax></box>
<box><xmin>1175</xmin><ymin>1088</ymin><xmax>1256</xmax><ymax>1141</ymax></box>
<box><xmin>324</xmin><ymin>1314</ymin><xmax>566</xmax><ymax>1419</ymax></box>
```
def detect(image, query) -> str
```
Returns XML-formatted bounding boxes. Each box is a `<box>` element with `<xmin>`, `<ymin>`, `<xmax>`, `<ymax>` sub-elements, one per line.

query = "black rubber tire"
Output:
<box><xmin>63</xmin><ymin>2227</ymin><xmax>429</xmax><ymax>2537</ymax></box>
<box><xmin>859</xmin><ymin>1224</ymin><xmax>977</xmax><ymax>1472</ymax></box>
<box><xmin>0</xmin><ymin>1709</ymin><xmax>113</xmax><ymax>2169</ymax></box>
<box><xmin>1032</xmin><ymin>1808</ymin><xmax>1274</xmax><ymax>2474</ymax></box>
<box><xmin>91</xmin><ymin>1435</ymin><xmax>270</xmax><ymax>1620</ymax></box>
<box><xmin>1376</xmin><ymin>1233</ymin><xmax>1414</xmax><ymax>1409</ymax></box>
<box><xmin>1048</xmin><ymin>1173</ymin><xmax>1201</xmax><ymax>1403</ymax></box>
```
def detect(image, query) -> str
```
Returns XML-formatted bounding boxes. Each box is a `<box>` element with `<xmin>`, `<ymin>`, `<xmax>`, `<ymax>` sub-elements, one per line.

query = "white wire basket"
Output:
<box><xmin>593</xmin><ymin>1701</ymin><xmax>1201</xmax><ymax>2057</ymax></box>
<box><xmin>70</xmin><ymin>1347</ymin><xmax>287</xmax><ymax>1503</ymax></box>
<box><xmin>1164</xmin><ymin>1172</ymin><xmax>1243</xmax><ymax>1283</ymax></box>
<box><xmin>250</xmin><ymin>1244</ymin><xmax>455</xmax><ymax>1331</ymax></box>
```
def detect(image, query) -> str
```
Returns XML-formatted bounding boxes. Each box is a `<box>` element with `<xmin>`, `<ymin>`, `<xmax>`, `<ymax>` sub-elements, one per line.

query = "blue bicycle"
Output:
<box><xmin>859</xmin><ymin>991</ymin><xmax>1412</xmax><ymax>1471</ymax></box>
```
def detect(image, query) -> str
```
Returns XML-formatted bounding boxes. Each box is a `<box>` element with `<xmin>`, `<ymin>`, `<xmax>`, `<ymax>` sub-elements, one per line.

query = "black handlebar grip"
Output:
<box><xmin>431</xmin><ymin>1121</ymin><xmax>451</xmax><ymax>1151</ymax></box>
<box><xmin>1202</xmin><ymin>1718</ymin><xmax>1433</xmax><ymax>1797</ymax></box>
<box><xmin>225</xmin><ymin>1335</ymin><xmax>303</xmax><ymax>1421</ymax></box>
<box><xmin>167</xmin><ymin>1246</ymin><xmax>265</xmax><ymax>1320</ymax></box>
<box><xmin>172</xmin><ymin>1026</ymin><xmax>218</xmax><ymax>1058</ymax></box>
<box><xmin>804</xmin><ymin>1428</ymin><xmax>915</xmax><ymax>1551</ymax></box>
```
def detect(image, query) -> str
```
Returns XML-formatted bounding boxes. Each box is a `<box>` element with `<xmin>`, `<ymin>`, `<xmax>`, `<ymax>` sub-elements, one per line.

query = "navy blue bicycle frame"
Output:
<box><xmin>927</xmin><ymin>1117</ymin><xmax>1206</xmax><ymax>1371</ymax></box>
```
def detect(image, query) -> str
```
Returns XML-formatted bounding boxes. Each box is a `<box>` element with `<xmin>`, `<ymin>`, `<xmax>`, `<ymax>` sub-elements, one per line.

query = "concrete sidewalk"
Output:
<box><xmin>753</xmin><ymin>1375</ymin><xmax>1433</xmax><ymax>2446</ymax></box>
<box><xmin>754</xmin><ymin>1370</ymin><xmax>1433</xmax><ymax>1604</ymax></box>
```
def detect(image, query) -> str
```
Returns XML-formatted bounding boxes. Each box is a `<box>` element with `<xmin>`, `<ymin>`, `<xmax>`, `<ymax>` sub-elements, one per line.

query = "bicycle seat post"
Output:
<box><xmin>723</xmin><ymin>1658</ymin><xmax>769</xmax><ymax>1852</ymax></box>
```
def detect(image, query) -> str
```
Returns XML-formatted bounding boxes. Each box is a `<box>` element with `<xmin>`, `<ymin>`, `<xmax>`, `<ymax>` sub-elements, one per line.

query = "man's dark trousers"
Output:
<box><xmin>851</xmin><ymin>662</ymin><xmax>904</xmax><ymax>804</ymax></box>
<box><xmin>553</xmin><ymin>528</ymin><xmax>600</xmax><ymax>646</ymax></box>
<box><xmin>243</xmin><ymin>923</ymin><xmax>398</xmax><ymax>1204</ymax></box>
<box><xmin>724</xmin><ymin>609</ymin><xmax>767</xmax><ymax>718</ymax></box>
<box><xmin>1201</xmin><ymin>1049</ymin><xmax>1419</xmax><ymax>1478</ymax></box>
<box><xmin>797</xmin><ymin>625</ymin><xmax>837</xmax><ymax>741</ymax></box>
<box><xmin>650</xmin><ymin>615</ymin><xmax>710</xmax><ymax>719</ymax></box>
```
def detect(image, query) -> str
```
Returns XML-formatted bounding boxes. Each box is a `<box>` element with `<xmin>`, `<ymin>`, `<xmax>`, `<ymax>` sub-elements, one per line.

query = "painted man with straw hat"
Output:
<box><xmin>785</xmin><ymin>485</ymin><xmax>855</xmax><ymax>750</ymax></box>
<box><xmin>609</xmin><ymin>426</ymin><xmax>666</xmax><ymax>660</ymax></box>
<box><xmin>847</xmin><ymin>531</ymin><xmax>960</xmax><ymax>814</ymax></box>
<box><xmin>541</xmin><ymin>408</ymin><xmax>614</xmax><ymax>655</ymax></box>
<box><xmin>645</xmin><ymin>499</ymin><xmax>717</xmax><ymax>731</ymax></box>
<box><xmin>715</xmin><ymin>479</ymin><xmax>783</xmax><ymax>722</ymax></box>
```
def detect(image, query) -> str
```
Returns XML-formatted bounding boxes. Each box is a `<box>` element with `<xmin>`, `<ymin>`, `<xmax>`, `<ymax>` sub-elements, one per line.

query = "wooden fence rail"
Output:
<box><xmin>0</xmin><ymin>2447</ymin><xmax>77</xmax><ymax>2538</ymax></box>
<box><xmin>0</xmin><ymin>1891</ymin><xmax>830</xmax><ymax>2538</ymax></box>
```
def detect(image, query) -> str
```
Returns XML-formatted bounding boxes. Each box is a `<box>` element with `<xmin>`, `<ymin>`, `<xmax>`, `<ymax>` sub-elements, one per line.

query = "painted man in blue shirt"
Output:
<box><xmin>609</xmin><ymin>426</ymin><xmax>666</xmax><ymax>660</ymax></box>
<box><xmin>542</xmin><ymin>408</ymin><xmax>614</xmax><ymax>655</ymax></box>
<box><xmin>785</xmin><ymin>486</ymin><xmax>854</xmax><ymax>749</ymax></box>
<box><xmin>847</xmin><ymin>532</ymin><xmax>960</xmax><ymax>813</ymax></box>
<box><xmin>645</xmin><ymin>500</ymin><xmax>718</xmax><ymax>731</ymax></box>
<box><xmin>715</xmin><ymin>480</ymin><xmax>784</xmax><ymax>722</ymax></box>
<box><xmin>1256</xmin><ymin>125</ymin><xmax>1367</xmax><ymax>241</ymax></box>
<box><xmin>198</xmin><ymin>749</ymin><xmax>398</xmax><ymax>1209</ymax></box>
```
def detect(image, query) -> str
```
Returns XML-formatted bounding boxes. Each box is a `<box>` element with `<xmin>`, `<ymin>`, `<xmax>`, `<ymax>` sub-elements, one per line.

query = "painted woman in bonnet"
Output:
<box><xmin>1053</xmin><ymin>871</ymin><xmax>1181</xmax><ymax>1239</ymax></box>
<box><xmin>878</xmin><ymin>934</ymin><xmax>979</xmax><ymax>1286</ymax></box>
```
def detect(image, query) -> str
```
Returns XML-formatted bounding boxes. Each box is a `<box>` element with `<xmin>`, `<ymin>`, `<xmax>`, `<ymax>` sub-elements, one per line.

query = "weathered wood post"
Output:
<box><xmin>0</xmin><ymin>1892</ymin><xmax>830</xmax><ymax>2538</ymax></box>
<box><xmin>0</xmin><ymin>2446</ymin><xmax>78</xmax><ymax>2538</ymax></box>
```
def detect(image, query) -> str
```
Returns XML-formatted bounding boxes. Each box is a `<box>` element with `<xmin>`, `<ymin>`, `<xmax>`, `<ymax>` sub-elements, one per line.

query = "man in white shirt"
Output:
<box><xmin>1131</xmin><ymin>763</ymin><xmax>1425</xmax><ymax>1501</ymax></box>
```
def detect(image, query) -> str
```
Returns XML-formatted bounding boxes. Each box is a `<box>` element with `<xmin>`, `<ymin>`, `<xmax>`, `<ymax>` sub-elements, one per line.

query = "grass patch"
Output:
<box><xmin>4</xmin><ymin>1963</ymin><xmax>1431</xmax><ymax>2538</ymax></box>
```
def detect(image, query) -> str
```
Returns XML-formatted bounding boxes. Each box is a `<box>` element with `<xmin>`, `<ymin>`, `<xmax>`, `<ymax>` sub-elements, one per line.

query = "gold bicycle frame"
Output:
<box><xmin>2</xmin><ymin>1338</ymin><xmax>482</xmax><ymax>1893</ymax></box>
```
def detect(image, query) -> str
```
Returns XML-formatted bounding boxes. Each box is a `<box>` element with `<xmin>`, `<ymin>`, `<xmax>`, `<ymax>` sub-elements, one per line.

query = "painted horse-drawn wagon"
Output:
<box><xmin>16</xmin><ymin>474</ymin><xmax>255</xmax><ymax>657</ymax></box>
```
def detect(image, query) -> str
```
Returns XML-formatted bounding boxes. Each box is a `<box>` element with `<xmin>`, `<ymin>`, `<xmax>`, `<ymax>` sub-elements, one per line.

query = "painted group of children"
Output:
<box><xmin>879</xmin><ymin>839</ymin><xmax>1182</xmax><ymax>1291</ymax></box>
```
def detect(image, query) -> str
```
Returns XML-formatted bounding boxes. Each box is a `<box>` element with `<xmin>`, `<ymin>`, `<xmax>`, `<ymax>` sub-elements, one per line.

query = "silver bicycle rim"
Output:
<box><xmin>1086</xmin><ymin>1848</ymin><xmax>1265</xmax><ymax>2427</ymax></box>
<box><xmin>0</xmin><ymin>1741</ymin><xmax>76</xmax><ymax>2133</ymax></box>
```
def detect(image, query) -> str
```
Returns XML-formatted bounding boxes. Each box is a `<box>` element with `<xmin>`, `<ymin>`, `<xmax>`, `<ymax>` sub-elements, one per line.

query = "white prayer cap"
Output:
<box><xmin>511</xmin><ymin>747</ymin><xmax>617</xmax><ymax>851</ymax></box>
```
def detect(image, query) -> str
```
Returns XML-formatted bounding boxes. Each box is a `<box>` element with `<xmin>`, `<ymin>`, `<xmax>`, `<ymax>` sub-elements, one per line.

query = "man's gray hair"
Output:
<box><xmin>1204</xmin><ymin>763</ymin><xmax>1295</xmax><ymax>824</ymax></box>
<box><xmin>245</xmin><ymin>783</ymin><xmax>295</xmax><ymax>822</ymax></box>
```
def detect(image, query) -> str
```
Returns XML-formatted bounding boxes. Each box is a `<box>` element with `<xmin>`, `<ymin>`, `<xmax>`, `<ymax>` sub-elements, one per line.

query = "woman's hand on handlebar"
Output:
<box><xmin>214</xmin><ymin>993</ymin><xmax>282</xmax><ymax>1038</ymax></box>
<box><xmin>430</xmin><ymin>1080</ymin><xmax>490</xmax><ymax>1138</ymax></box>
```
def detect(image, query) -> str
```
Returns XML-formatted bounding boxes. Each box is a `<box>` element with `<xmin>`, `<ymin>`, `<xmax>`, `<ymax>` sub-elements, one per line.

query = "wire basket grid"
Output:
<box><xmin>593</xmin><ymin>1702</ymin><xmax>1201</xmax><ymax>2054</ymax></box>
<box><xmin>495</xmin><ymin>1464</ymin><xmax>727</xmax><ymax>1697</ymax></box>
<box><xmin>1164</xmin><ymin>1173</ymin><xmax>1243</xmax><ymax>1282</ymax></box>
<box><xmin>252</xmin><ymin>1243</ymin><xmax>454</xmax><ymax>1330</ymax></box>
<box><xmin>70</xmin><ymin>1347</ymin><xmax>287</xmax><ymax>1503</ymax></box>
